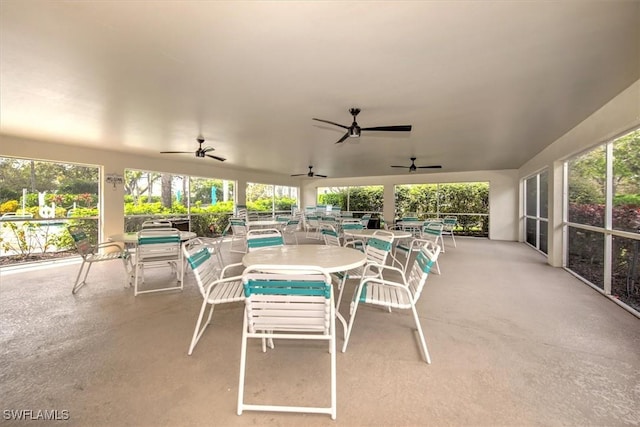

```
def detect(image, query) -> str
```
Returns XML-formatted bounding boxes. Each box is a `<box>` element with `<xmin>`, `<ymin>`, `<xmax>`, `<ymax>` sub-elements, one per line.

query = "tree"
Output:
<box><xmin>161</xmin><ymin>173</ymin><xmax>172</xmax><ymax>208</ymax></box>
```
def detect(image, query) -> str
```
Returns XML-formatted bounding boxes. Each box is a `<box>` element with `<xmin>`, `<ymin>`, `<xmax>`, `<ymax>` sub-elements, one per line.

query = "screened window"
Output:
<box><xmin>124</xmin><ymin>169</ymin><xmax>235</xmax><ymax>236</ymax></box>
<box><xmin>0</xmin><ymin>157</ymin><xmax>99</xmax><ymax>259</ymax></box>
<box><xmin>395</xmin><ymin>182</ymin><xmax>489</xmax><ymax>237</ymax></box>
<box><xmin>524</xmin><ymin>170</ymin><xmax>548</xmax><ymax>254</ymax></box>
<box><xmin>564</xmin><ymin>128</ymin><xmax>640</xmax><ymax>312</ymax></box>
<box><xmin>246</xmin><ymin>182</ymin><xmax>298</xmax><ymax>217</ymax></box>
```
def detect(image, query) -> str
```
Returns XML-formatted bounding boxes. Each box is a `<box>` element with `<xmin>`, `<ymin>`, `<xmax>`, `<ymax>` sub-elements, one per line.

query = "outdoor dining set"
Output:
<box><xmin>66</xmin><ymin>212</ymin><xmax>457</xmax><ymax>420</ymax></box>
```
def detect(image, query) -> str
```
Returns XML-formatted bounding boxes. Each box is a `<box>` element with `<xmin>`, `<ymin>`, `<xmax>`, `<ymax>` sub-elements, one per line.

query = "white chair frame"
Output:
<box><xmin>68</xmin><ymin>226</ymin><xmax>132</xmax><ymax>294</ymax></box>
<box><xmin>442</xmin><ymin>216</ymin><xmax>458</xmax><ymax>250</ymax></box>
<box><xmin>134</xmin><ymin>228</ymin><xmax>183</xmax><ymax>296</ymax></box>
<box><xmin>229</xmin><ymin>217</ymin><xmax>249</xmax><ymax>253</ymax></box>
<box><xmin>245</xmin><ymin>228</ymin><xmax>284</xmax><ymax>252</ymax></box>
<box><xmin>183</xmin><ymin>240</ymin><xmax>244</xmax><ymax>355</ymax></box>
<box><xmin>237</xmin><ymin>265</ymin><xmax>337</xmax><ymax>419</ymax></box>
<box><xmin>342</xmin><ymin>242</ymin><xmax>441</xmax><ymax>364</ymax></box>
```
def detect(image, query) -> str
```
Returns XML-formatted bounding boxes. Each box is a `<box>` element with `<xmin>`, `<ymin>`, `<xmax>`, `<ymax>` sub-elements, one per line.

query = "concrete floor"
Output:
<box><xmin>1</xmin><ymin>235</ymin><xmax>639</xmax><ymax>426</ymax></box>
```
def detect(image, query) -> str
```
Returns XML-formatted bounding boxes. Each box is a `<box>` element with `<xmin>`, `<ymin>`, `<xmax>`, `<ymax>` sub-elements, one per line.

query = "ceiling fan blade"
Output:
<box><xmin>417</xmin><ymin>165</ymin><xmax>442</xmax><ymax>169</ymax></box>
<box><xmin>315</xmin><ymin>174</ymin><xmax>328</xmax><ymax>178</ymax></box>
<box><xmin>290</xmin><ymin>173</ymin><xmax>306</xmax><ymax>177</ymax></box>
<box><xmin>202</xmin><ymin>147</ymin><xmax>215</xmax><ymax>153</ymax></box>
<box><xmin>205</xmin><ymin>154</ymin><xmax>226</xmax><ymax>162</ymax></box>
<box><xmin>390</xmin><ymin>165</ymin><xmax>409</xmax><ymax>168</ymax></box>
<box><xmin>312</xmin><ymin>118</ymin><xmax>349</xmax><ymax>129</ymax></box>
<box><xmin>160</xmin><ymin>151</ymin><xmax>192</xmax><ymax>154</ymax></box>
<box><xmin>335</xmin><ymin>132</ymin><xmax>350</xmax><ymax>144</ymax></box>
<box><xmin>361</xmin><ymin>125</ymin><xmax>412</xmax><ymax>132</ymax></box>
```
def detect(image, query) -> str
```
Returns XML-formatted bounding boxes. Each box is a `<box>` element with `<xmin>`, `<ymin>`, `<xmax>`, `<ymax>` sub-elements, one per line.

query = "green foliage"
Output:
<box><xmin>125</xmin><ymin>202</ymin><xmax>170</xmax><ymax>215</ymax></box>
<box><xmin>0</xmin><ymin>221</ymin><xmax>62</xmax><ymax>257</ymax></box>
<box><xmin>59</xmin><ymin>180</ymin><xmax>98</xmax><ymax>194</ymax></box>
<box><xmin>0</xmin><ymin>200</ymin><xmax>19</xmax><ymax>214</ymax></box>
<box><xmin>318</xmin><ymin>192</ymin><xmax>346</xmax><ymax>210</ymax></box>
<box><xmin>275</xmin><ymin>196</ymin><xmax>296</xmax><ymax>210</ymax></box>
<box><xmin>348</xmin><ymin>187</ymin><xmax>383</xmax><ymax>212</ymax></box>
<box><xmin>613</xmin><ymin>194</ymin><xmax>640</xmax><ymax>206</ymax></box>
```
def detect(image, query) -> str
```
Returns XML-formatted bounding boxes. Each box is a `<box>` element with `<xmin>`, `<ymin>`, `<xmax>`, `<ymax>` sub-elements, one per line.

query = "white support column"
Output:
<box><xmin>547</xmin><ymin>161</ymin><xmax>564</xmax><ymax>267</ymax></box>
<box><xmin>101</xmin><ymin>166</ymin><xmax>125</xmax><ymax>249</ymax></box>
<box><xmin>382</xmin><ymin>184</ymin><xmax>395</xmax><ymax>226</ymax></box>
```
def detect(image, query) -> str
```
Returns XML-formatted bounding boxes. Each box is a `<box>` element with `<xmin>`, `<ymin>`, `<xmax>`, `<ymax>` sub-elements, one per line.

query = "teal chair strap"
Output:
<box><xmin>187</xmin><ymin>248</ymin><xmax>210</xmax><ymax>269</ymax></box>
<box><xmin>244</xmin><ymin>279</ymin><xmax>330</xmax><ymax>298</ymax></box>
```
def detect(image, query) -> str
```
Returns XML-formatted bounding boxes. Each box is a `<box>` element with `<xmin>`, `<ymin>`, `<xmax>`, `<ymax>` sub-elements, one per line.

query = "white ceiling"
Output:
<box><xmin>1</xmin><ymin>1</ymin><xmax>639</xmax><ymax>179</ymax></box>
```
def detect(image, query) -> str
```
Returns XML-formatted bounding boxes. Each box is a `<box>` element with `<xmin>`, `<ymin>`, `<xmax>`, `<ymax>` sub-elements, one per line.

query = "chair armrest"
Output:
<box><xmin>363</xmin><ymin>262</ymin><xmax>407</xmax><ymax>283</ymax></box>
<box><xmin>359</xmin><ymin>275</ymin><xmax>412</xmax><ymax>291</ymax></box>
<box><xmin>411</xmin><ymin>238</ymin><xmax>440</xmax><ymax>252</ymax></box>
<box><xmin>96</xmin><ymin>241</ymin><xmax>125</xmax><ymax>252</ymax></box>
<box><xmin>344</xmin><ymin>239</ymin><xmax>364</xmax><ymax>248</ymax></box>
<box><xmin>221</xmin><ymin>262</ymin><xmax>244</xmax><ymax>278</ymax></box>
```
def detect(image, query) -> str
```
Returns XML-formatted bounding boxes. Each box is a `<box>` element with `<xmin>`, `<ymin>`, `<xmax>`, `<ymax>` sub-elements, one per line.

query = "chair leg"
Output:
<box><xmin>450</xmin><ymin>233</ymin><xmax>456</xmax><ymax>248</ymax></box>
<box><xmin>133</xmin><ymin>262</ymin><xmax>142</xmax><ymax>296</ymax></box>
<box><xmin>72</xmin><ymin>260</ymin><xmax>88</xmax><ymax>294</ymax></box>
<box><xmin>187</xmin><ymin>301</ymin><xmax>214</xmax><ymax>355</ymax></box>
<box><xmin>335</xmin><ymin>275</ymin><xmax>348</xmax><ymax>314</ymax></box>
<box><xmin>329</xmin><ymin>301</ymin><xmax>337</xmax><ymax>420</ymax></box>
<box><xmin>121</xmin><ymin>256</ymin><xmax>133</xmax><ymax>287</ymax></box>
<box><xmin>410</xmin><ymin>304</ymin><xmax>431</xmax><ymax>364</ymax></box>
<box><xmin>341</xmin><ymin>287</ymin><xmax>363</xmax><ymax>353</ymax></box>
<box><xmin>237</xmin><ymin>311</ymin><xmax>249</xmax><ymax>416</ymax></box>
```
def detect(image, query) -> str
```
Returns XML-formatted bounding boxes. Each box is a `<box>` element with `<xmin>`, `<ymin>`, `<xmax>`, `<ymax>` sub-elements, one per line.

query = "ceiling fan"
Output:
<box><xmin>160</xmin><ymin>137</ymin><xmax>226</xmax><ymax>162</ymax></box>
<box><xmin>313</xmin><ymin>107</ymin><xmax>412</xmax><ymax>144</ymax></box>
<box><xmin>291</xmin><ymin>166</ymin><xmax>327</xmax><ymax>178</ymax></box>
<box><xmin>391</xmin><ymin>157</ymin><xmax>442</xmax><ymax>172</ymax></box>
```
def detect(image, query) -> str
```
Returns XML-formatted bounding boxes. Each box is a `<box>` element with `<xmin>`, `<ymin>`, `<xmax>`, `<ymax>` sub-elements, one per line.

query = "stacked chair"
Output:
<box><xmin>229</xmin><ymin>217</ymin><xmax>249</xmax><ymax>253</ymax></box>
<box><xmin>281</xmin><ymin>218</ymin><xmax>300</xmax><ymax>244</ymax></box>
<box><xmin>133</xmin><ymin>228</ymin><xmax>183</xmax><ymax>296</ymax></box>
<box><xmin>442</xmin><ymin>215</ymin><xmax>458</xmax><ymax>250</ymax></box>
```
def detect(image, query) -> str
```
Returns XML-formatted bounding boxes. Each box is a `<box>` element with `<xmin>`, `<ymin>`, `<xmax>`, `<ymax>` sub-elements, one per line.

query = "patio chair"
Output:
<box><xmin>340</xmin><ymin>219</ymin><xmax>363</xmax><ymax>239</ymax></box>
<box><xmin>229</xmin><ymin>217</ymin><xmax>249</xmax><ymax>253</ymax></box>
<box><xmin>321</xmin><ymin>225</ymin><xmax>342</xmax><ymax>247</ymax></box>
<box><xmin>133</xmin><ymin>228</ymin><xmax>183</xmax><ymax>296</ymax></box>
<box><xmin>182</xmin><ymin>239</ymin><xmax>244</xmax><ymax>355</ymax></box>
<box><xmin>305</xmin><ymin>215</ymin><xmax>320</xmax><ymax>239</ymax></box>
<box><xmin>68</xmin><ymin>226</ymin><xmax>132</xmax><ymax>294</ymax></box>
<box><xmin>360</xmin><ymin>214</ymin><xmax>371</xmax><ymax>228</ymax></box>
<box><xmin>246</xmin><ymin>228</ymin><xmax>284</xmax><ymax>251</ymax></box>
<box><xmin>342</xmin><ymin>242</ymin><xmax>441</xmax><ymax>364</ymax></box>
<box><xmin>395</xmin><ymin>221</ymin><xmax>443</xmax><ymax>273</ymax></box>
<box><xmin>281</xmin><ymin>218</ymin><xmax>300</xmax><ymax>245</ymax></box>
<box><xmin>335</xmin><ymin>233</ymin><xmax>394</xmax><ymax>312</ymax></box>
<box><xmin>442</xmin><ymin>216</ymin><xmax>458</xmax><ymax>250</ymax></box>
<box><xmin>237</xmin><ymin>265</ymin><xmax>336</xmax><ymax>419</ymax></box>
